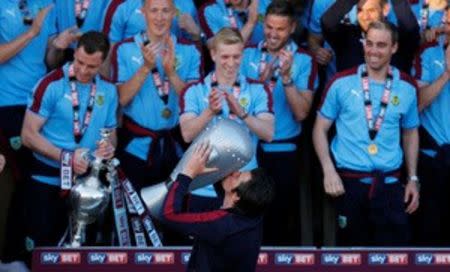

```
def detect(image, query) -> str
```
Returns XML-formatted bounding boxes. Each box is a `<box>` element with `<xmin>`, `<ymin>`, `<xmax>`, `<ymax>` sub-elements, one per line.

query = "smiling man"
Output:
<box><xmin>179</xmin><ymin>27</ymin><xmax>274</xmax><ymax>207</ymax></box>
<box><xmin>313</xmin><ymin>21</ymin><xmax>420</xmax><ymax>246</ymax></box>
<box><xmin>240</xmin><ymin>0</ymin><xmax>317</xmax><ymax>246</ymax></box>
<box><xmin>111</xmin><ymin>0</ymin><xmax>201</xmax><ymax>192</ymax></box>
<box><xmin>20</xmin><ymin>31</ymin><xmax>117</xmax><ymax>263</ymax></box>
<box><xmin>321</xmin><ymin>0</ymin><xmax>419</xmax><ymax>73</ymax></box>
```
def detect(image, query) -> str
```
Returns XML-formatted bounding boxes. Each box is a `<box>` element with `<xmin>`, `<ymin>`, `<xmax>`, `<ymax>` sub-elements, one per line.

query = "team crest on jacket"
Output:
<box><xmin>391</xmin><ymin>95</ymin><xmax>400</xmax><ymax>106</ymax></box>
<box><xmin>9</xmin><ymin>136</ymin><xmax>21</xmax><ymax>150</ymax></box>
<box><xmin>96</xmin><ymin>94</ymin><xmax>105</xmax><ymax>106</ymax></box>
<box><xmin>239</xmin><ymin>97</ymin><xmax>249</xmax><ymax>107</ymax></box>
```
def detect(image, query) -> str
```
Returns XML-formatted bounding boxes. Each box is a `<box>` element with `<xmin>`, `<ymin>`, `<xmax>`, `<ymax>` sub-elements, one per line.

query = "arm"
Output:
<box><xmin>225</xmin><ymin>90</ymin><xmax>274</xmax><ymax>142</ymax></box>
<box><xmin>116</xmin><ymin>42</ymin><xmax>160</xmax><ymax>106</ymax></box>
<box><xmin>162</xmin><ymin>143</ymin><xmax>228</xmax><ymax>244</ymax></box>
<box><xmin>417</xmin><ymin>71</ymin><xmax>449</xmax><ymax>111</ymax></box>
<box><xmin>180</xmin><ymin>86</ymin><xmax>223</xmax><ymax>143</ymax></box>
<box><xmin>163</xmin><ymin>38</ymin><xmax>187</xmax><ymax>94</ymax></box>
<box><xmin>307</xmin><ymin>32</ymin><xmax>333</xmax><ymax>66</ymax></box>
<box><xmin>402</xmin><ymin>127</ymin><xmax>419</xmax><ymax>214</ymax></box>
<box><xmin>240</xmin><ymin>0</ymin><xmax>259</xmax><ymax>45</ymax></box>
<box><xmin>117</xmin><ymin>66</ymin><xmax>150</xmax><ymax>106</ymax></box>
<box><xmin>241</xmin><ymin>112</ymin><xmax>274</xmax><ymax>142</ymax></box>
<box><xmin>180</xmin><ymin>110</ymin><xmax>215</xmax><ymax>143</ymax></box>
<box><xmin>284</xmin><ymin>85</ymin><xmax>314</xmax><ymax>121</ymax></box>
<box><xmin>321</xmin><ymin>0</ymin><xmax>358</xmax><ymax>36</ymax></box>
<box><xmin>312</xmin><ymin>115</ymin><xmax>345</xmax><ymax>197</ymax></box>
<box><xmin>21</xmin><ymin>110</ymin><xmax>89</xmax><ymax>174</ymax></box>
<box><xmin>46</xmin><ymin>26</ymin><xmax>82</xmax><ymax>70</ymax></box>
<box><xmin>279</xmin><ymin>50</ymin><xmax>315</xmax><ymax>121</ymax></box>
<box><xmin>391</xmin><ymin>0</ymin><xmax>419</xmax><ymax>33</ymax></box>
<box><xmin>417</xmin><ymin>46</ymin><xmax>450</xmax><ymax>111</ymax></box>
<box><xmin>392</xmin><ymin>0</ymin><xmax>420</xmax><ymax>71</ymax></box>
<box><xmin>0</xmin><ymin>6</ymin><xmax>52</xmax><ymax>64</ymax></box>
<box><xmin>21</xmin><ymin>111</ymin><xmax>61</xmax><ymax>162</ymax></box>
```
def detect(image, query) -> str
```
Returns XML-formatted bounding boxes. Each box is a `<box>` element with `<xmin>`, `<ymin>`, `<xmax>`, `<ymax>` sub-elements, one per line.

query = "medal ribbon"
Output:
<box><xmin>109</xmin><ymin>169</ymin><xmax>132</xmax><ymax>247</ymax></box>
<box><xmin>420</xmin><ymin>0</ymin><xmax>430</xmax><ymax>30</ymax></box>
<box><xmin>141</xmin><ymin>32</ymin><xmax>170</xmax><ymax>105</ymax></box>
<box><xmin>258</xmin><ymin>41</ymin><xmax>292</xmax><ymax>92</ymax></box>
<box><xmin>361</xmin><ymin>66</ymin><xmax>393</xmax><ymax>140</ymax></box>
<box><xmin>117</xmin><ymin>169</ymin><xmax>163</xmax><ymax>247</ymax></box>
<box><xmin>68</xmin><ymin>64</ymin><xmax>97</xmax><ymax>144</ymax></box>
<box><xmin>18</xmin><ymin>0</ymin><xmax>33</xmax><ymax>25</ymax></box>
<box><xmin>75</xmin><ymin>0</ymin><xmax>91</xmax><ymax>28</ymax></box>
<box><xmin>60</xmin><ymin>150</ymin><xmax>74</xmax><ymax>191</ymax></box>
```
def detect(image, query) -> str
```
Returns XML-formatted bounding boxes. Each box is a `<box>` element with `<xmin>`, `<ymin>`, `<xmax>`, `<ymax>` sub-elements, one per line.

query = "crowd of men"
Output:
<box><xmin>0</xmin><ymin>0</ymin><xmax>449</xmax><ymax>270</ymax></box>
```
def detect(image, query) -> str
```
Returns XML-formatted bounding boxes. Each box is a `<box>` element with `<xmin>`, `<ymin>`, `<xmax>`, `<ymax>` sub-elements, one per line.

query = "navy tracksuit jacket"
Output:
<box><xmin>162</xmin><ymin>174</ymin><xmax>263</xmax><ymax>272</ymax></box>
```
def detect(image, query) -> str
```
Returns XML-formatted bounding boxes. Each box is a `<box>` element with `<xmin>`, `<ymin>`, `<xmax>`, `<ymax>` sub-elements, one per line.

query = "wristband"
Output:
<box><xmin>239</xmin><ymin>112</ymin><xmax>249</xmax><ymax>120</ymax></box>
<box><xmin>282</xmin><ymin>77</ymin><xmax>294</xmax><ymax>87</ymax></box>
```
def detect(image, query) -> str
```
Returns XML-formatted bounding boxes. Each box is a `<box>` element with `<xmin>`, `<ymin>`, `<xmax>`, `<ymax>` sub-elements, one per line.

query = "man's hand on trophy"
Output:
<box><xmin>73</xmin><ymin>148</ymin><xmax>90</xmax><ymax>175</ymax></box>
<box><xmin>95</xmin><ymin>140</ymin><xmax>115</xmax><ymax>160</ymax></box>
<box><xmin>182</xmin><ymin>142</ymin><xmax>217</xmax><ymax>179</ymax></box>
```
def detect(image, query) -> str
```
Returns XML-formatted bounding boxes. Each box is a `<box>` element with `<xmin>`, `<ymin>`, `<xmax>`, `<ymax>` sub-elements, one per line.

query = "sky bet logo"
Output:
<box><xmin>40</xmin><ymin>252</ymin><xmax>80</xmax><ymax>265</ymax></box>
<box><xmin>87</xmin><ymin>252</ymin><xmax>128</xmax><ymax>264</ymax></box>
<box><xmin>321</xmin><ymin>253</ymin><xmax>361</xmax><ymax>265</ymax></box>
<box><xmin>416</xmin><ymin>253</ymin><xmax>450</xmax><ymax>265</ymax></box>
<box><xmin>275</xmin><ymin>253</ymin><xmax>315</xmax><ymax>265</ymax></box>
<box><xmin>134</xmin><ymin>252</ymin><xmax>174</xmax><ymax>264</ymax></box>
<box><xmin>368</xmin><ymin>253</ymin><xmax>408</xmax><ymax>265</ymax></box>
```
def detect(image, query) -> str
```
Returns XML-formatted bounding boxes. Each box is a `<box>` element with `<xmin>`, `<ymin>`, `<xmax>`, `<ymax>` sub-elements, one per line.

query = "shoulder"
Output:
<box><xmin>36</xmin><ymin>68</ymin><xmax>65</xmax><ymax>92</ymax></box>
<box><xmin>113</xmin><ymin>37</ymin><xmax>136</xmax><ymax>51</ymax></box>
<box><xmin>30</xmin><ymin>68</ymin><xmax>65</xmax><ymax>112</ymax></box>
<box><xmin>398</xmin><ymin>70</ymin><xmax>419</xmax><ymax>92</ymax></box>
<box><xmin>416</xmin><ymin>41</ymin><xmax>440</xmax><ymax>58</ymax></box>
<box><xmin>318</xmin><ymin>66</ymin><xmax>358</xmax><ymax>107</ymax></box>
<box><xmin>181</xmin><ymin>79</ymin><xmax>206</xmax><ymax>97</ymax></box>
<box><xmin>176</xmin><ymin>37</ymin><xmax>202</xmax><ymax>53</ymax></box>
<box><xmin>325</xmin><ymin>66</ymin><xmax>359</xmax><ymax>89</ymax></box>
<box><xmin>111</xmin><ymin>37</ymin><xmax>136</xmax><ymax>60</ymax></box>
<box><xmin>199</xmin><ymin>0</ymin><xmax>219</xmax><ymax>15</ymax></box>
<box><xmin>104</xmin><ymin>0</ymin><xmax>127</xmax><ymax>16</ymax></box>
<box><xmin>243</xmin><ymin>44</ymin><xmax>259</xmax><ymax>55</ymax></box>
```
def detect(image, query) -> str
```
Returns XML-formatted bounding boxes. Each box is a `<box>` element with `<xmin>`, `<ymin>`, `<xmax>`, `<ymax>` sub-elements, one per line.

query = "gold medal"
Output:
<box><xmin>161</xmin><ymin>107</ymin><xmax>172</xmax><ymax>119</ymax></box>
<box><xmin>368</xmin><ymin>143</ymin><xmax>378</xmax><ymax>155</ymax></box>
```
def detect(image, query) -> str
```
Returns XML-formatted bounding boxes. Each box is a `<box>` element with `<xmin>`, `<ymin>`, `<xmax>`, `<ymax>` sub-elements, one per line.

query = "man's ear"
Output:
<box><xmin>210</xmin><ymin>49</ymin><xmax>217</xmax><ymax>62</ymax></box>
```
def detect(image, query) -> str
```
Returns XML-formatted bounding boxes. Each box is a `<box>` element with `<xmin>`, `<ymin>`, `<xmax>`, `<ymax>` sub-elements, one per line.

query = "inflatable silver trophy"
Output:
<box><xmin>141</xmin><ymin>118</ymin><xmax>254</xmax><ymax>219</ymax></box>
<box><xmin>69</xmin><ymin>128</ymin><xmax>112</xmax><ymax>247</ymax></box>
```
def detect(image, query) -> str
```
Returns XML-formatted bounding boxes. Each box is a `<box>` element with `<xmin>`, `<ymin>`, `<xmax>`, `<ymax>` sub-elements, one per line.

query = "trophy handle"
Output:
<box><xmin>70</xmin><ymin>220</ymin><xmax>86</xmax><ymax>248</ymax></box>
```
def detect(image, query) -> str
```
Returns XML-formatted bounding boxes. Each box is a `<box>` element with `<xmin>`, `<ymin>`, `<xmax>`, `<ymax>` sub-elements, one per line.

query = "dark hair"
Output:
<box><xmin>76</xmin><ymin>31</ymin><xmax>110</xmax><ymax>61</ymax></box>
<box><xmin>358</xmin><ymin>0</ymin><xmax>388</xmax><ymax>9</ymax></box>
<box><xmin>233</xmin><ymin>168</ymin><xmax>275</xmax><ymax>217</ymax></box>
<box><xmin>367</xmin><ymin>20</ymin><xmax>398</xmax><ymax>44</ymax></box>
<box><xmin>265</xmin><ymin>0</ymin><xmax>296</xmax><ymax>21</ymax></box>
